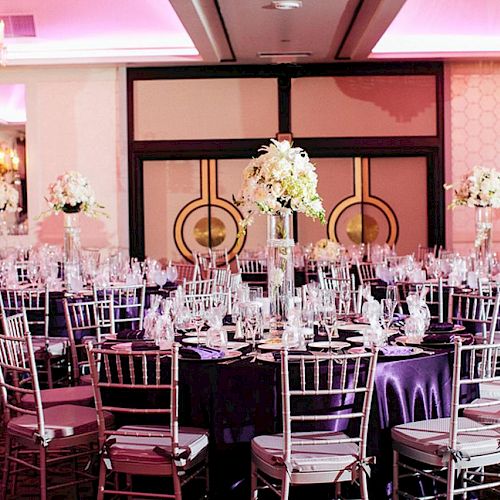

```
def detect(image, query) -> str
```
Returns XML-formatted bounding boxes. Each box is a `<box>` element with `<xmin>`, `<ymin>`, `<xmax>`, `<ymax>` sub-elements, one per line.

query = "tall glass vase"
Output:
<box><xmin>63</xmin><ymin>211</ymin><xmax>81</xmax><ymax>288</ymax></box>
<box><xmin>475</xmin><ymin>206</ymin><xmax>493</xmax><ymax>267</ymax></box>
<box><xmin>267</xmin><ymin>209</ymin><xmax>295</xmax><ymax>319</ymax></box>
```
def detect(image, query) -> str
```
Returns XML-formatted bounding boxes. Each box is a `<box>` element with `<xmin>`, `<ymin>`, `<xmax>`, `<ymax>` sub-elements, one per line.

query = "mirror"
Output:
<box><xmin>0</xmin><ymin>83</ymin><xmax>27</xmax><ymax>234</ymax></box>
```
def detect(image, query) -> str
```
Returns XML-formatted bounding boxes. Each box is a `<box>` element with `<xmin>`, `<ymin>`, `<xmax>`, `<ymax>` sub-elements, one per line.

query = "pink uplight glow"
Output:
<box><xmin>0</xmin><ymin>0</ymin><xmax>199</xmax><ymax>64</ymax></box>
<box><xmin>372</xmin><ymin>0</ymin><xmax>500</xmax><ymax>56</ymax></box>
<box><xmin>0</xmin><ymin>84</ymin><xmax>26</xmax><ymax>123</ymax></box>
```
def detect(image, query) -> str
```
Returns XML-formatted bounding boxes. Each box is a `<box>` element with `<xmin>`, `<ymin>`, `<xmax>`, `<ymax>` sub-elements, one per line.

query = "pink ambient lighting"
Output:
<box><xmin>372</xmin><ymin>0</ymin><xmax>500</xmax><ymax>57</ymax></box>
<box><xmin>0</xmin><ymin>0</ymin><xmax>199</xmax><ymax>64</ymax></box>
<box><xmin>0</xmin><ymin>84</ymin><xmax>26</xmax><ymax>123</ymax></box>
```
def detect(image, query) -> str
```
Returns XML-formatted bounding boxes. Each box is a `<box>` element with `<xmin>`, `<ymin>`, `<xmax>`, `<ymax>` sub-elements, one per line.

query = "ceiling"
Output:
<box><xmin>1</xmin><ymin>0</ymin><xmax>500</xmax><ymax>66</ymax></box>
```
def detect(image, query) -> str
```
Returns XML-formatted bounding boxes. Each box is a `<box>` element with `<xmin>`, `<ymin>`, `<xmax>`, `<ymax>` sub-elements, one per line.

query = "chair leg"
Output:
<box><xmin>1</xmin><ymin>435</ymin><xmax>11</xmax><ymax>500</ymax></box>
<box><xmin>96</xmin><ymin>458</ymin><xmax>107</xmax><ymax>500</ymax></box>
<box><xmin>250</xmin><ymin>460</ymin><xmax>258</xmax><ymax>500</ymax></box>
<box><xmin>46</xmin><ymin>357</ymin><xmax>54</xmax><ymax>389</ymax></box>
<box><xmin>359</xmin><ymin>467</ymin><xmax>369</xmax><ymax>500</ymax></box>
<box><xmin>447</xmin><ymin>461</ymin><xmax>456</xmax><ymax>500</ymax></box>
<box><xmin>392</xmin><ymin>450</ymin><xmax>399</xmax><ymax>500</ymax></box>
<box><xmin>39</xmin><ymin>446</ymin><xmax>47</xmax><ymax>500</ymax></box>
<box><xmin>172</xmin><ymin>463</ymin><xmax>182</xmax><ymax>500</ymax></box>
<box><xmin>280</xmin><ymin>470</ymin><xmax>290</xmax><ymax>500</ymax></box>
<box><xmin>8</xmin><ymin>442</ymin><xmax>19</xmax><ymax>497</ymax></box>
<box><xmin>126</xmin><ymin>473</ymin><xmax>133</xmax><ymax>499</ymax></box>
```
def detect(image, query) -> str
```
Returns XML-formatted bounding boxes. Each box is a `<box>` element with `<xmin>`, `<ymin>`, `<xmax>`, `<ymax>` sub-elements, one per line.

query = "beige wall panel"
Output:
<box><xmin>134</xmin><ymin>79</ymin><xmax>279</xmax><ymax>140</ymax></box>
<box><xmin>218</xmin><ymin>158</ymin><xmax>267</xmax><ymax>254</ymax></box>
<box><xmin>144</xmin><ymin>160</ymin><xmax>202</xmax><ymax>262</ymax></box>
<box><xmin>298</xmin><ymin>158</ymin><xmax>353</xmax><ymax>246</ymax></box>
<box><xmin>370</xmin><ymin>157</ymin><xmax>427</xmax><ymax>255</ymax></box>
<box><xmin>291</xmin><ymin>76</ymin><xmax>436</xmax><ymax>137</ymax></box>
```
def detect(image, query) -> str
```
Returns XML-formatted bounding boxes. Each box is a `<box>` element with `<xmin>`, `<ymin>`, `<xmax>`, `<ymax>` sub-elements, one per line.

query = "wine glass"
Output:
<box><xmin>154</xmin><ymin>269</ymin><xmax>169</xmax><ymax>290</ymax></box>
<box><xmin>319</xmin><ymin>303</ymin><xmax>337</xmax><ymax>350</ymax></box>
<box><xmin>190</xmin><ymin>300</ymin><xmax>206</xmax><ymax>345</ymax></box>
<box><xmin>166</xmin><ymin>263</ymin><xmax>178</xmax><ymax>284</ymax></box>
<box><xmin>385</xmin><ymin>285</ymin><xmax>398</xmax><ymax>318</ymax></box>
<box><xmin>339</xmin><ymin>281</ymin><xmax>352</xmax><ymax>317</ymax></box>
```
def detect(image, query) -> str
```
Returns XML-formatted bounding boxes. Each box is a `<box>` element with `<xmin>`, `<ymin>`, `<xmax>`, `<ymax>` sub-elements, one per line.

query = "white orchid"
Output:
<box><xmin>234</xmin><ymin>139</ymin><xmax>325</xmax><ymax>234</ymax></box>
<box><xmin>0</xmin><ymin>180</ymin><xmax>19</xmax><ymax>213</ymax></box>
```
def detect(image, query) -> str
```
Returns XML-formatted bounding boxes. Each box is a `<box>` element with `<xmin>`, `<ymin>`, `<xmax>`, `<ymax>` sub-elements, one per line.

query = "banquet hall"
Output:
<box><xmin>2</xmin><ymin>0</ymin><xmax>500</xmax><ymax>499</ymax></box>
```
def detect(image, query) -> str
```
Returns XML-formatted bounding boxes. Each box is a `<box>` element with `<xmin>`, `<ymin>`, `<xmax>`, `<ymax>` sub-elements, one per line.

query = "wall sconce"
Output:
<box><xmin>0</xmin><ymin>144</ymin><xmax>19</xmax><ymax>177</ymax></box>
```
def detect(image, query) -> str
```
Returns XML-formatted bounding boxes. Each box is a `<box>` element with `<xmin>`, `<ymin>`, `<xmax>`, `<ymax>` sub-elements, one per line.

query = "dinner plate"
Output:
<box><xmin>256</xmin><ymin>352</ymin><xmax>331</xmax><ymax>363</ymax></box>
<box><xmin>181</xmin><ymin>338</ymin><xmax>249</xmax><ymax>350</ymax></box>
<box><xmin>346</xmin><ymin>336</ymin><xmax>366</xmax><ymax>344</ymax></box>
<box><xmin>258</xmin><ymin>341</ymin><xmax>299</xmax><ymax>351</ymax></box>
<box><xmin>338</xmin><ymin>324</ymin><xmax>370</xmax><ymax>332</ymax></box>
<box><xmin>380</xmin><ymin>346</ymin><xmax>424</xmax><ymax>357</ymax></box>
<box><xmin>396</xmin><ymin>334</ymin><xmax>472</xmax><ymax>347</ymax></box>
<box><xmin>110</xmin><ymin>342</ymin><xmax>133</xmax><ymax>351</ymax></box>
<box><xmin>180</xmin><ymin>350</ymin><xmax>242</xmax><ymax>362</ymax></box>
<box><xmin>184</xmin><ymin>331</ymin><xmax>207</xmax><ymax>338</ymax></box>
<box><xmin>338</xmin><ymin>324</ymin><xmax>398</xmax><ymax>336</ymax></box>
<box><xmin>348</xmin><ymin>345</ymin><xmax>424</xmax><ymax>357</ymax></box>
<box><xmin>307</xmin><ymin>341</ymin><xmax>350</xmax><ymax>350</ymax></box>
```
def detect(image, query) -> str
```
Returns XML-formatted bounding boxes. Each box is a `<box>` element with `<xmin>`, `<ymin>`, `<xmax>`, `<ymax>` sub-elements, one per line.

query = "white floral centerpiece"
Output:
<box><xmin>444</xmin><ymin>165</ymin><xmax>500</xmax><ymax>208</ymax></box>
<box><xmin>44</xmin><ymin>170</ymin><xmax>106</xmax><ymax>217</ymax></box>
<box><xmin>234</xmin><ymin>139</ymin><xmax>325</xmax><ymax>318</ymax></box>
<box><xmin>311</xmin><ymin>238</ymin><xmax>343</xmax><ymax>261</ymax></box>
<box><xmin>445</xmin><ymin>165</ymin><xmax>499</xmax><ymax>255</ymax></box>
<box><xmin>234</xmin><ymin>139</ymin><xmax>325</xmax><ymax>233</ymax></box>
<box><xmin>0</xmin><ymin>179</ymin><xmax>19</xmax><ymax>213</ymax></box>
<box><xmin>41</xmin><ymin>171</ymin><xmax>106</xmax><ymax>277</ymax></box>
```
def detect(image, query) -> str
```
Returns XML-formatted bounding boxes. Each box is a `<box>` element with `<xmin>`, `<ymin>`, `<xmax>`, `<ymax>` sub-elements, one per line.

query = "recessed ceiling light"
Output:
<box><xmin>272</xmin><ymin>1</ymin><xmax>303</xmax><ymax>10</ymax></box>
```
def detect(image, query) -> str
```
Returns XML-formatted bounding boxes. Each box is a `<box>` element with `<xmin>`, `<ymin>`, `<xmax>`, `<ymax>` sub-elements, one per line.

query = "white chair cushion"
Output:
<box><xmin>479</xmin><ymin>380</ymin><xmax>500</xmax><ymax>400</ymax></box>
<box><xmin>108</xmin><ymin>425</ymin><xmax>209</xmax><ymax>468</ymax></box>
<box><xmin>251</xmin><ymin>431</ymin><xmax>360</xmax><ymax>473</ymax></box>
<box><xmin>32</xmin><ymin>336</ymin><xmax>69</xmax><ymax>357</ymax></box>
<box><xmin>464</xmin><ymin>398</ymin><xmax>500</xmax><ymax>424</ymax></box>
<box><xmin>392</xmin><ymin>417</ymin><xmax>500</xmax><ymax>458</ymax></box>
<box><xmin>79</xmin><ymin>374</ymin><xmax>93</xmax><ymax>386</ymax></box>
<box><xmin>21</xmin><ymin>385</ymin><xmax>94</xmax><ymax>410</ymax></box>
<box><xmin>8</xmin><ymin>404</ymin><xmax>112</xmax><ymax>442</ymax></box>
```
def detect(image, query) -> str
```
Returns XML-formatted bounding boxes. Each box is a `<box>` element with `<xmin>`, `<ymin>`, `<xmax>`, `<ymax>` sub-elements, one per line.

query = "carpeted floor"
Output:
<box><xmin>2</xmin><ymin>424</ymin><xmax>500</xmax><ymax>499</ymax></box>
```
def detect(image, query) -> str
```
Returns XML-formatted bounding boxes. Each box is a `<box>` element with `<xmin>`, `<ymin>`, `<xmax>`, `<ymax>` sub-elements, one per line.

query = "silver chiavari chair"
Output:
<box><xmin>0</xmin><ymin>285</ymin><xmax>69</xmax><ymax>388</ymax></box>
<box><xmin>251</xmin><ymin>347</ymin><xmax>379</xmax><ymax>499</ymax></box>
<box><xmin>0</xmin><ymin>311</ymin><xmax>104</xmax><ymax>500</ymax></box>
<box><xmin>86</xmin><ymin>342</ymin><xmax>209</xmax><ymax>500</ymax></box>
<box><xmin>393</xmin><ymin>338</ymin><xmax>500</xmax><ymax>499</ymax></box>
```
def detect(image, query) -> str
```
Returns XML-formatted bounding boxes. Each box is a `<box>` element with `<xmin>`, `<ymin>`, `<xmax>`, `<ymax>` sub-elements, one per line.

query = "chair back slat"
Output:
<box><xmin>0</xmin><ymin>286</ymin><xmax>50</xmax><ymax>338</ymax></box>
<box><xmin>451</xmin><ymin>340</ymin><xmax>500</xmax><ymax>449</ymax></box>
<box><xmin>87</xmin><ymin>343</ymin><xmax>180</xmax><ymax>451</ymax></box>
<box><xmin>93</xmin><ymin>283</ymin><xmax>146</xmax><ymax>331</ymax></box>
<box><xmin>0</xmin><ymin>310</ymin><xmax>45</xmax><ymax>434</ymax></box>
<box><xmin>448</xmin><ymin>291</ymin><xmax>500</xmax><ymax>343</ymax></box>
<box><xmin>63</xmin><ymin>298</ymin><xmax>115</xmax><ymax>384</ymax></box>
<box><xmin>280</xmin><ymin>348</ymin><xmax>378</xmax><ymax>466</ymax></box>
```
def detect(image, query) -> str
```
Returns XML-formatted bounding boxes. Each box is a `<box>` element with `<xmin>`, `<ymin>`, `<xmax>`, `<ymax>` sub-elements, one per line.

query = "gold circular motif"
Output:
<box><xmin>346</xmin><ymin>213</ymin><xmax>379</xmax><ymax>244</ymax></box>
<box><xmin>193</xmin><ymin>216</ymin><xmax>226</xmax><ymax>247</ymax></box>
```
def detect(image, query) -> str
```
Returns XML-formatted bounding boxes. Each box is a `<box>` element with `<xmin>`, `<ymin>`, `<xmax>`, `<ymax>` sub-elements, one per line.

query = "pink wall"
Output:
<box><xmin>445</xmin><ymin>61</ymin><xmax>500</xmax><ymax>254</ymax></box>
<box><xmin>0</xmin><ymin>66</ymin><xmax>129</xmax><ymax>250</ymax></box>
